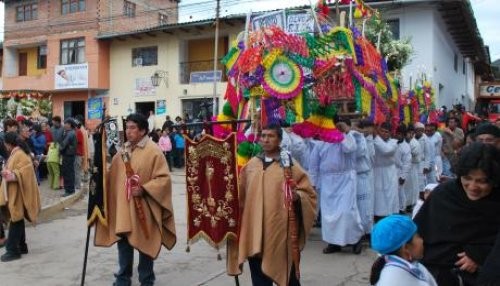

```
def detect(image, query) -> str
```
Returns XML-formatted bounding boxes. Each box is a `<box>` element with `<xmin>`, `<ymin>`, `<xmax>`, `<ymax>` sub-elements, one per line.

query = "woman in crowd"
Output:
<box><xmin>158</xmin><ymin>129</ymin><xmax>173</xmax><ymax>171</ymax></box>
<box><xmin>30</xmin><ymin>124</ymin><xmax>47</xmax><ymax>183</ymax></box>
<box><xmin>370</xmin><ymin>215</ymin><xmax>437</xmax><ymax>285</ymax></box>
<box><xmin>0</xmin><ymin>132</ymin><xmax>41</xmax><ymax>262</ymax></box>
<box><xmin>414</xmin><ymin>142</ymin><xmax>500</xmax><ymax>286</ymax></box>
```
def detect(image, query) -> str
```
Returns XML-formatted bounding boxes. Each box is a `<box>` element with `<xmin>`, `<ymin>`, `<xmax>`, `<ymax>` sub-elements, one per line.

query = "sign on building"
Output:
<box><xmin>135</xmin><ymin>77</ymin><xmax>156</xmax><ymax>96</ymax></box>
<box><xmin>286</xmin><ymin>10</ymin><xmax>315</xmax><ymax>34</ymax></box>
<box><xmin>479</xmin><ymin>84</ymin><xmax>500</xmax><ymax>97</ymax></box>
<box><xmin>252</xmin><ymin>10</ymin><xmax>286</xmax><ymax>30</ymax></box>
<box><xmin>54</xmin><ymin>63</ymin><xmax>89</xmax><ymax>89</ymax></box>
<box><xmin>88</xmin><ymin>97</ymin><xmax>103</xmax><ymax>120</ymax></box>
<box><xmin>190</xmin><ymin>71</ymin><xmax>222</xmax><ymax>84</ymax></box>
<box><xmin>157</xmin><ymin>100</ymin><xmax>166</xmax><ymax>115</ymax></box>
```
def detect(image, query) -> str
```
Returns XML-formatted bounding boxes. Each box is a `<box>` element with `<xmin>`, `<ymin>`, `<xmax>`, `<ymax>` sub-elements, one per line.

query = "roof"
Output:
<box><xmin>97</xmin><ymin>14</ymin><xmax>246</xmax><ymax>40</ymax></box>
<box><xmin>98</xmin><ymin>0</ymin><xmax>488</xmax><ymax>64</ymax></box>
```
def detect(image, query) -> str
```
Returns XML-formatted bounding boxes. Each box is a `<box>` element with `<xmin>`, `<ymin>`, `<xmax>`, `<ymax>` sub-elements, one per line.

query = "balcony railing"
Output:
<box><xmin>179</xmin><ymin>59</ymin><xmax>227</xmax><ymax>84</ymax></box>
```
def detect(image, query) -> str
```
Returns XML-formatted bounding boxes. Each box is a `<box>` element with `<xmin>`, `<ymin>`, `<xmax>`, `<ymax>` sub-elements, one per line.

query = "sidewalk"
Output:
<box><xmin>38</xmin><ymin>176</ymin><xmax>87</xmax><ymax>221</ymax></box>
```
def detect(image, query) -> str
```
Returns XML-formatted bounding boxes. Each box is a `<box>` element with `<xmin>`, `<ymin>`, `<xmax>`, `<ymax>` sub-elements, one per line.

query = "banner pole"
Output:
<box><xmin>80</xmin><ymin>226</ymin><xmax>91</xmax><ymax>286</ymax></box>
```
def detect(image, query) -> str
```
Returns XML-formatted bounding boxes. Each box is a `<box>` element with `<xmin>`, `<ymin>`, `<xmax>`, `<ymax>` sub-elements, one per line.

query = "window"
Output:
<box><xmin>37</xmin><ymin>45</ymin><xmax>47</xmax><ymax>69</ymax></box>
<box><xmin>386</xmin><ymin>19</ymin><xmax>400</xmax><ymax>40</ymax></box>
<box><xmin>16</xmin><ymin>3</ymin><xmax>38</xmax><ymax>22</ymax></box>
<box><xmin>463</xmin><ymin>59</ymin><xmax>466</xmax><ymax>75</ymax></box>
<box><xmin>132</xmin><ymin>46</ymin><xmax>158</xmax><ymax>67</ymax></box>
<box><xmin>60</xmin><ymin>38</ymin><xmax>85</xmax><ymax>65</ymax></box>
<box><xmin>124</xmin><ymin>1</ymin><xmax>136</xmax><ymax>18</ymax></box>
<box><xmin>159</xmin><ymin>13</ymin><xmax>168</xmax><ymax>25</ymax></box>
<box><xmin>61</xmin><ymin>0</ymin><xmax>85</xmax><ymax>15</ymax></box>
<box><xmin>454</xmin><ymin>53</ymin><xmax>458</xmax><ymax>73</ymax></box>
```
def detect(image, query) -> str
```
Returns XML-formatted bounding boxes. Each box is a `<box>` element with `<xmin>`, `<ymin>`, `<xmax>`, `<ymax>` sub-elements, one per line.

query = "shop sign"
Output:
<box><xmin>135</xmin><ymin>77</ymin><xmax>156</xmax><ymax>96</ymax></box>
<box><xmin>480</xmin><ymin>84</ymin><xmax>500</xmax><ymax>97</ymax></box>
<box><xmin>157</xmin><ymin>100</ymin><xmax>166</xmax><ymax>115</ymax></box>
<box><xmin>88</xmin><ymin>97</ymin><xmax>103</xmax><ymax>120</ymax></box>
<box><xmin>190</xmin><ymin>71</ymin><xmax>222</xmax><ymax>83</ymax></box>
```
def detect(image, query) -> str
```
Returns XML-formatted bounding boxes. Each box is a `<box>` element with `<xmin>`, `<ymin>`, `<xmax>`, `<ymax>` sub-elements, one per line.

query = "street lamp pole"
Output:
<box><xmin>212</xmin><ymin>0</ymin><xmax>220</xmax><ymax>117</ymax></box>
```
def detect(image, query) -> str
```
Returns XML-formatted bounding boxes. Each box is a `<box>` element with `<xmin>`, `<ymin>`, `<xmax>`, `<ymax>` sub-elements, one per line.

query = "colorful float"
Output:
<box><xmin>214</xmin><ymin>1</ymin><xmax>435</xmax><ymax>167</ymax></box>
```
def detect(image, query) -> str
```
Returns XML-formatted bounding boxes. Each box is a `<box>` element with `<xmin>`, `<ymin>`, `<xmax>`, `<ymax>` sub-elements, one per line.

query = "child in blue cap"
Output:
<box><xmin>370</xmin><ymin>215</ymin><xmax>437</xmax><ymax>286</ymax></box>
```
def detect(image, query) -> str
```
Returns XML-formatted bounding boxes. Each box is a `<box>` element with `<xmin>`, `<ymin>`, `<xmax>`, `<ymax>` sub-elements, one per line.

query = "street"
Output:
<box><xmin>0</xmin><ymin>171</ymin><xmax>376</xmax><ymax>286</ymax></box>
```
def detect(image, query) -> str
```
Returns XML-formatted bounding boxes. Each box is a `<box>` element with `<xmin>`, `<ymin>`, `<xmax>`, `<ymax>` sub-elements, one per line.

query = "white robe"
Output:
<box><xmin>416</xmin><ymin>135</ymin><xmax>433</xmax><ymax>192</ymax></box>
<box><xmin>352</xmin><ymin>131</ymin><xmax>375</xmax><ymax>234</ymax></box>
<box><xmin>373</xmin><ymin>136</ymin><xmax>399</xmax><ymax>216</ymax></box>
<box><xmin>309</xmin><ymin>133</ymin><xmax>364</xmax><ymax>245</ymax></box>
<box><xmin>406</xmin><ymin>138</ymin><xmax>422</xmax><ymax>206</ymax></box>
<box><xmin>376</xmin><ymin>255</ymin><xmax>438</xmax><ymax>286</ymax></box>
<box><xmin>427</xmin><ymin>132</ymin><xmax>442</xmax><ymax>183</ymax></box>
<box><xmin>281</xmin><ymin>130</ymin><xmax>308</xmax><ymax>169</ymax></box>
<box><xmin>395</xmin><ymin>140</ymin><xmax>412</xmax><ymax>211</ymax></box>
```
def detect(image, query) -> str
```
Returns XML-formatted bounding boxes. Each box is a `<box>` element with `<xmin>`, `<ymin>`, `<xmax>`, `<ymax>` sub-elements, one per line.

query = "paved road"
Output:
<box><xmin>0</xmin><ymin>171</ymin><xmax>376</xmax><ymax>286</ymax></box>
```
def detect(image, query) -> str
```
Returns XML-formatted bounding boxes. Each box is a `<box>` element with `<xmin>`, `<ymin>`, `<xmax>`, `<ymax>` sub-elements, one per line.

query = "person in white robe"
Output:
<box><xmin>405</xmin><ymin>125</ymin><xmax>422</xmax><ymax>211</ymax></box>
<box><xmin>309</xmin><ymin>121</ymin><xmax>364</xmax><ymax>254</ymax></box>
<box><xmin>353</xmin><ymin>120</ymin><xmax>375</xmax><ymax>235</ymax></box>
<box><xmin>414</xmin><ymin>123</ymin><xmax>434</xmax><ymax>192</ymax></box>
<box><xmin>373</xmin><ymin>123</ymin><xmax>399</xmax><ymax>221</ymax></box>
<box><xmin>394</xmin><ymin>125</ymin><xmax>412</xmax><ymax>213</ymax></box>
<box><xmin>425</xmin><ymin>123</ymin><xmax>442</xmax><ymax>183</ymax></box>
<box><xmin>281</xmin><ymin>126</ymin><xmax>308</xmax><ymax>168</ymax></box>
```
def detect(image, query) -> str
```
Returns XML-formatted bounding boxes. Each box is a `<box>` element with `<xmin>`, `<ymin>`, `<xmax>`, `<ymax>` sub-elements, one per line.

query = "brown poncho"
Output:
<box><xmin>0</xmin><ymin>148</ymin><xmax>41</xmax><ymax>224</ymax></box>
<box><xmin>94</xmin><ymin>136</ymin><xmax>176</xmax><ymax>258</ymax></box>
<box><xmin>228</xmin><ymin>156</ymin><xmax>317</xmax><ymax>286</ymax></box>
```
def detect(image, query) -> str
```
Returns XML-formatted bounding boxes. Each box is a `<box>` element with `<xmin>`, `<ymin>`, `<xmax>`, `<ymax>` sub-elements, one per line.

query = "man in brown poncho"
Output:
<box><xmin>0</xmin><ymin>132</ymin><xmax>41</xmax><ymax>262</ymax></box>
<box><xmin>95</xmin><ymin>113</ymin><xmax>176</xmax><ymax>286</ymax></box>
<box><xmin>228</xmin><ymin>124</ymin><xmax>317</xmax><ymax>286</ymax></box>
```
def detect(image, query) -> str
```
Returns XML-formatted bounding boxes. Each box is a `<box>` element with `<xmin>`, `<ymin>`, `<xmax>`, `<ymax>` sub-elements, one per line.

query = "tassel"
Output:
<box><xmin>186</xmin><ymin>244</ymin><xmax>190</xmax><ymax>253</ymax></box>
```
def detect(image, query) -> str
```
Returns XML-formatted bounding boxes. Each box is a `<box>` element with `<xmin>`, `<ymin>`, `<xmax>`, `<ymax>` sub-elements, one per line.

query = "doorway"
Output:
<box><xmin>135</xmin><ymin>101</ymin><xmax>155</xmax><ymax>118</ymax></box>
<box><xmin>19</xmin><ymin>52</ymin><xmax>27</xmax><ymax>76</ymax></box>
<box><xmin>64</xmin><ymin>101</ymin><xmax>85</xmax><ymax>119</ymax></box>
<box><xmin>182</xmin><ymin>98</ymin><xmax>219</xmax><ymax>121</ymax></box>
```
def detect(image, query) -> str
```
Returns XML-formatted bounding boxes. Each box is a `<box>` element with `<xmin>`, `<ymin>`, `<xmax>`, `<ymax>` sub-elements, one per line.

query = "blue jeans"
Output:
<box><xmin>248</xmin><ymin>257</ymin><xmax>300</xmax><ymax>286</ymax></box>
<box><xmin>115</xmin><ymin>238</ymin><xmax>155</xmax><ymax>286</ymax></box>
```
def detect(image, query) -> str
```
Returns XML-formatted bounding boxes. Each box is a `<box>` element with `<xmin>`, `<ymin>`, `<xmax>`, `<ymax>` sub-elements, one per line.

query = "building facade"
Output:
<box><xmin>99</xmin><ymin>19</ymin><xmax>242</xmax><ymax>129</ymax></box>
<box><xmin>1</xmin><ymin>0</ymin><xmax>179</xmax><ymax>128</ymax></box>
<box><xmin>375</xmin><ymin>0</ymin><xmax>489</xmax><ymax>111</ymax></box>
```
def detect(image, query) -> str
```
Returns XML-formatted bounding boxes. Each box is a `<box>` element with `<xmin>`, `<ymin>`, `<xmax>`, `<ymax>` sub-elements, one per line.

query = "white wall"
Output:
<box><xmin>386</xmin><ymin>4</ymin><xmax>477</xmax><ymax>110</ymax></box>
<box><xmin>431</xmin><ymin>10</ymin><xmax>474</xmax><ymax>109</ymax></box>
<box><xmin>392</xmin><ymin>5</ymin><xmax>435</xmax><ymax>91</ymax></box>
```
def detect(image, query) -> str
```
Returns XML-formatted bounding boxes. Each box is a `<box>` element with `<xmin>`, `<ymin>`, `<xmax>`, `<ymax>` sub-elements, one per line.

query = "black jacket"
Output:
<box><xmin>414</xmin><ymin>180</ymin><xmax>500</xmax><ymax>285</ymax></box>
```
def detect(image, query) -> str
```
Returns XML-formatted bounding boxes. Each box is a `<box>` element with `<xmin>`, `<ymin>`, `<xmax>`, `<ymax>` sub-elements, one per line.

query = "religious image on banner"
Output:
<box><xmin>185</xmin><ymin>133</ymin><xmax>239</xmax><ymax>249</ymax></box>
<box><xmin>87</xmin><ymin>118</ymin><xmax>119</xmax><ymax>226</ymax></box>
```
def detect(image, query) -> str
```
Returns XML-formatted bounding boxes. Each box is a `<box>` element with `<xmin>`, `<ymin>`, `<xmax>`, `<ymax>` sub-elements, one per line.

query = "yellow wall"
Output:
<box><xmin>187</xmin><ymin>37</ymin><xmax>227</xmax><ymax>62</ymax></box>
<box><xmin>108</xmin><ymin>28</ymin><xmax>240</xmax><ymax>129</ymax></box>
<box><xmin>19</xmin><ymin>47</ymin><xmax>46</xmax><ymax>76</ymax></box>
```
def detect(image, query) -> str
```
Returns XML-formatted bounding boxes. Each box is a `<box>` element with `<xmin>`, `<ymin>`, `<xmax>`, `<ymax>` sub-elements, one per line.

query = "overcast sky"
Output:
<box><xmin>0</xmin><ymin>0</ymin><xmax>498</xmax><ymax>60</ymax></box>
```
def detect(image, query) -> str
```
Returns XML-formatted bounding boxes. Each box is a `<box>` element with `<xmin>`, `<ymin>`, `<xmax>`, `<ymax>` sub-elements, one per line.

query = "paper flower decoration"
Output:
<box><xmin>263</xmin><ymin>55</ymin><xmax>304</xmax><ymax>100</ymax></box>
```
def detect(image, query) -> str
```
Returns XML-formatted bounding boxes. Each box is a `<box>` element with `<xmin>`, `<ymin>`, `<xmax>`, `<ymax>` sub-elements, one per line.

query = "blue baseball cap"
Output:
<box><xmin>371</xmin><ymin>215</ymin><xmax>417</xmax><ymax>255</ymax></box>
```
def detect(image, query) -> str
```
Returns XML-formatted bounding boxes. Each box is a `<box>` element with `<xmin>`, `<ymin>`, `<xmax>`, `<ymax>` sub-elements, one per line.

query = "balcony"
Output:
<box><xmin>179</xmin><ymin>59</ymin><xmax>227</xmax><ymax>84</ymax></box>
<box><xmin>3</xmin><ymin>74</ymin><xmax>53</xmax><ymax>91</ymax></box>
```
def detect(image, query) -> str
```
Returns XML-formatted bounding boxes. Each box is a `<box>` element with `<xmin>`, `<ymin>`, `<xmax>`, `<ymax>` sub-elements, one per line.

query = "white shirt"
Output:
<box><xmin>377</xmin><ymin>255</ymin><xmax>438</xmax><ymax>286</ymax></box>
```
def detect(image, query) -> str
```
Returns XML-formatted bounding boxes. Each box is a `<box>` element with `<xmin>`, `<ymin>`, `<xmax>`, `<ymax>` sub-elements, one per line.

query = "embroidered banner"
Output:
<box><xmin>185</xmin><ymin>133</ymin><xmax>239</xmax><ymax>248</ymax></box>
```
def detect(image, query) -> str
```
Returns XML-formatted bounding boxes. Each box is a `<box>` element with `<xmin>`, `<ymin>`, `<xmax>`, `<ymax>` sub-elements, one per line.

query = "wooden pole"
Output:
<box><xmin>212</xmin><ymin>0</ymin><xmax>221</xmax><ymax>118</ymax></box>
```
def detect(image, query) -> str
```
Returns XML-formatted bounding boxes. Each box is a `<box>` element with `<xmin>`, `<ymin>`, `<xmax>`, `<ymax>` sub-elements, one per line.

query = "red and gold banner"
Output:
<box><xmin>185</xmin><ymin>133</ymin><xmax>239</xmax><ymax>248</ymax></box>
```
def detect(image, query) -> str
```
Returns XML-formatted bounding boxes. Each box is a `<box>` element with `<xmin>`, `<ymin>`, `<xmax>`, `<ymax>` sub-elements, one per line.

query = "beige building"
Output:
<box><xmin>99</xmin><ymin>17</ymin><xmax>244</xmax><ymax>129</ymax></box>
